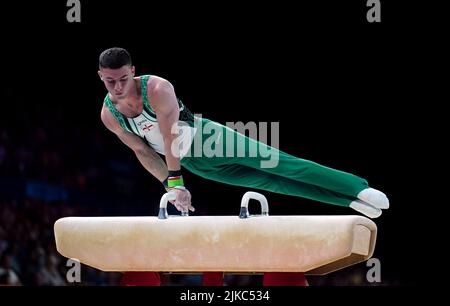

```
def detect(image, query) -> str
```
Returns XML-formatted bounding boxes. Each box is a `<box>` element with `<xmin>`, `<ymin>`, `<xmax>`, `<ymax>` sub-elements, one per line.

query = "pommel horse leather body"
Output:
<box><xmin>55</xmin><ymin>192</ymin><xmax>377</xmax><ymax>279</ymax></box>
<box><xmin>54</xmin><ymin>214</ymin><xmax>376</xmax><ymax>275</ymax></box>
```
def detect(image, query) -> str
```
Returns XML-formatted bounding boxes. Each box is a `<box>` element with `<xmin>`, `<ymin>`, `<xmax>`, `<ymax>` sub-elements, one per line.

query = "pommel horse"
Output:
<box><xmin>54</xmin><ymin>192</ymin><xmax>377</xmax><ymax>285</ymax></box>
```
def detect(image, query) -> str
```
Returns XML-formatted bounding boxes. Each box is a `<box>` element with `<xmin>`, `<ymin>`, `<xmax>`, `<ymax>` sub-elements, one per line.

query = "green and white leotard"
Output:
<box><xmin>103</xmin><ymin>75</ymin><xmax>197</xmax><ymax>158</ymax></box>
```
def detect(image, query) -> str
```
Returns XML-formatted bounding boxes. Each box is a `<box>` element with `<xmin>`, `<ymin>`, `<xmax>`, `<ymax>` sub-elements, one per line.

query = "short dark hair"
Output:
<box><xmin>99</xmin><ymin>47</ymin><xmax>132</xmax><ymax>69</ymax></box>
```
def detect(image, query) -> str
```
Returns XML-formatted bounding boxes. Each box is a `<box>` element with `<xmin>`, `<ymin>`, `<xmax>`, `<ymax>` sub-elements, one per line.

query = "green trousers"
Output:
<box><xmin>180</xmin><ymin>118</ymin><xmax>368</xmax><ymax>207</ymax></box>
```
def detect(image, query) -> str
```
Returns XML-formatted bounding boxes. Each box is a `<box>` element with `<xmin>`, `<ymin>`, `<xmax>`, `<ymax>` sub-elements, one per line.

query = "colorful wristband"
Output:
<box><xmin>167</xmin><ymin>175</ymin><xmax>184</xmax><ymax>188</ymax></box>
<box><xmin>163</xmin><ymin>170</ymin><xmax>184</xmax><ymax>191</ymax></box>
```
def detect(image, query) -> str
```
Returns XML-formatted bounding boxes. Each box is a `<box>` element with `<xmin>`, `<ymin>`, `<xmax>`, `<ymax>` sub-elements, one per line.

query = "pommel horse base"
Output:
<box><xmin>54</xmin><ymin>192</ymin><xmax>377</xmax><ymax>276</ymax></box>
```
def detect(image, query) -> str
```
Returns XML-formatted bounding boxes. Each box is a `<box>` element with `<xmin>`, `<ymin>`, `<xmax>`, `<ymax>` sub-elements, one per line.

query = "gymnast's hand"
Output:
<box><xmin>169</xmin><ymin>187</ymin><xmax>195</xmax><ymax>213</ymax></box>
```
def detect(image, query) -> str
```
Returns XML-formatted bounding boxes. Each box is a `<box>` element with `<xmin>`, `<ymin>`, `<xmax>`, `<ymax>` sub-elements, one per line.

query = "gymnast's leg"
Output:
<box><xmin>182</xmin><ymin>160</ymin><xmax>356</xmax><ymax>208</ymax></box>
<box><xmin>183</xmin><ymin>118</ymin><xmax>388</xmax><ymax>216</ymax></box>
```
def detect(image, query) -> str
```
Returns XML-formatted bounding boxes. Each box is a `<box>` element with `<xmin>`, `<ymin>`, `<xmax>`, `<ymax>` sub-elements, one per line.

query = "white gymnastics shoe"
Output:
<box><xmin>350</xmin><ymin>200</ymin><xmax>382</xmax><ymax>218</ymax></box>
<box><xmin>357</xmin><ymin>188</ymin><xmax>390</xmax><ymax>209</ymax></box>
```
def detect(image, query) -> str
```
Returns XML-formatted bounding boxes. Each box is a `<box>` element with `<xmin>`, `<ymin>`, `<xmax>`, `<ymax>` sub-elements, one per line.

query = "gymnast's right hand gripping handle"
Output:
<box><xmin>239</xmin><ymin>191</ymin><xmax>269</xmax><ymax>219</ymax></box>
<box><xmin>158</xmin><ymin>191</ymin><xmax>189</xmax><ymax>219</ymax></box>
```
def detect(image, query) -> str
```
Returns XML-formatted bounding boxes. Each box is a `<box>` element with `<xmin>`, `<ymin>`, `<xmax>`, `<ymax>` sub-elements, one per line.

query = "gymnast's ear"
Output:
<box><xmin>98</xmin><ymin>70</ymin><xmax>104</xmax><ymax>81</ymax></box>
<box><xmin>131</xmin><ymin>66</ymin><xmax>135</xmax><ymax>76</ymax></box>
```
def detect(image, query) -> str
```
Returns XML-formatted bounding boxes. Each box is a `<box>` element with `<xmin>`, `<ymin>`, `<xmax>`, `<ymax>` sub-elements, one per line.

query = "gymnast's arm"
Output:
<box><xmin>147</xmin><ymin>77</ymin><xmax>193</xmax><ymax>212</ymax></box>
<box><xmin>100</xmin><ymin>106</ymin><xmax>169</xmax><ymax>183</ymax></box>
<box><xmin>147</xmin><ymin>76</ymin><xmax>181</xmax><ymax>172</ymax></box>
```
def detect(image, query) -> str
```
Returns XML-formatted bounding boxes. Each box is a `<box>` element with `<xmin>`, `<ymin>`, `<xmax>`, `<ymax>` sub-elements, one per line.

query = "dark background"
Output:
<box><xmin>0</xmin><ymin>0</ymin><xmax>441</xmax><ymax>288</ymax></box>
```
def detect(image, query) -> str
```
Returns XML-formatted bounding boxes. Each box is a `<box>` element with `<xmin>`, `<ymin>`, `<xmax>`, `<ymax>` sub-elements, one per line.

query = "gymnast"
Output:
<box><xmin>97</xmin><ymin>47</ymin><xmax>389</xmax><ymax>286</ymax></box>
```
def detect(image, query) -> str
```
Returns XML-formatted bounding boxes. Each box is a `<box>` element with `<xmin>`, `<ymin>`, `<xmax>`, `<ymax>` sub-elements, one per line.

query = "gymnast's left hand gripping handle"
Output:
<box><xmin>158</xmin><ymin>191</ymin><xmax>189</xmax><ymax>219</ymax></box>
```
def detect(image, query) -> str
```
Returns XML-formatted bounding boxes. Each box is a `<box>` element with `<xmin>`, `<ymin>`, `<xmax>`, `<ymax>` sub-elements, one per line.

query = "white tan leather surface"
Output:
<box><xmin>54</xmin><ymin>215</ymin><xmax>377</xmax><ymax>274</ymax></box>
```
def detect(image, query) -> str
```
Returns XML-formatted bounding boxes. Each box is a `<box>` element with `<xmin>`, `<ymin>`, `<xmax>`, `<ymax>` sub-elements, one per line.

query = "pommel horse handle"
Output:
<box><xmin>158</xmin><ymin>191</ymin><xmax>189</xmax><ymax>219</ymax></box>
<box><xmin>239</xmin><ymin>191</ymin><xmax>269</xmax><ymax>218</ymax></box>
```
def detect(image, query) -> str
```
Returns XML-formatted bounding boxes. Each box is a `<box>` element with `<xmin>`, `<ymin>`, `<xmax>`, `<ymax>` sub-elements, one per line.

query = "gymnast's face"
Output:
<box><xmin>98</xmin><ymin>65</ymin><xmax>136</xmax><ymax>99</ymax></box>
